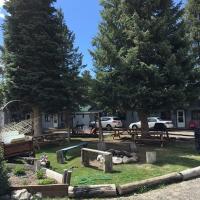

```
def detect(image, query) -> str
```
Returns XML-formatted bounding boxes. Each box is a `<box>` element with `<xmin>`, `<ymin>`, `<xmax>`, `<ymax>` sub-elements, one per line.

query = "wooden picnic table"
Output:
<box><xmin>128</xmin><ymin>129</ymin><xmax>169</xmax><ymax>147</ymax></box>
<box><xmin>113</xmin><ymin>127</ymin><xmax>169</xmax><ymax>147</ymax></box>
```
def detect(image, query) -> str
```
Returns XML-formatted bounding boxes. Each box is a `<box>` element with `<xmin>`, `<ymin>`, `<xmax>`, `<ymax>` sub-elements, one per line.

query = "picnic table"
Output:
<box><xmin>113</xmin><ymin>125</ymin><xmax>169</xmax><ymax>147</ymax></box>
<box><xmin>56</xmin><ymin>142</ymin><xmax>88</xmax><ymax>164</ymax></box>
<box><xmin>128</xmin><ymin>128</ymin><xmax>169</xmax><ymax>147</ymax></box>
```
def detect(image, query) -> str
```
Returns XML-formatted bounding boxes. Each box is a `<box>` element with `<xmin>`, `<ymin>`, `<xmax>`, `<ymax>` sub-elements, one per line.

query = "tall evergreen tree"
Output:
<box><xmin>56</xmin><ymin>9</ymin><xmax>84</xmax><ymax>111</ymax></box>
<box><xmin>186</xmin><ymin>0</ymin><xmax>200</xmax><ymax>66</ymax></box>
<box><xmin>92</xmin><ymin>0</ymin><xmax>196</xmax><ymax>135</ymax></box>
<box><xmin>0</xmin><ymin>147</ymin><xmax>9</xmax><ymax>195</ymax></box>
<box><xmin>3</xmin><ymin>1</ymin><xmax>83</xmax><ymax>135</ymax></box>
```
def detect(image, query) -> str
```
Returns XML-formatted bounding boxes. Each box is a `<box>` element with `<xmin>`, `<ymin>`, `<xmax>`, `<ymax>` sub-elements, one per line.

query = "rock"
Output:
<box><xmin>35</xmin><ymin>192</ymin><xmax>42</xmax><ymax>199</ymax></box>
<box><xmin>0</xmin><ymin>194</ymin><xmax>10</xmax><ymax>200</ymax></box>
<box><xmin>112</xmin><ymin>156</ymin><xmax>123</xmax><ymax>164</ymax></box>
<box><xmin>30</xmin><ymin>192</ymin><xmax>42</xmax><ymax>200</ymax></box>
<box><xmin>12</xmin><ymin>189</ymin><xmax>32</xmax><ymax>200</ymax></box>
<box><xmin>146</xmin><ymin>151</ymin><xmax>157</xmax><ymax>164</ymax></box>
<box><xmin>122</xmin><ymin>155</ymin><xmax>139</xmax><ymax>164</ymax></box>
<box><xmin>97</xmin><ymin>155</ymin><xmax>105</xmax><ymax>163</ymax></box>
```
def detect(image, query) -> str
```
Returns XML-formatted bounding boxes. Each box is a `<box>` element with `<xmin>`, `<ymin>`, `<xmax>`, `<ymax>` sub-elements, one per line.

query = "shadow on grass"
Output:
<box><xmin>154</xmin><ymin>153</ymin><xmax>200</xmax><ymax>168</ymax></box>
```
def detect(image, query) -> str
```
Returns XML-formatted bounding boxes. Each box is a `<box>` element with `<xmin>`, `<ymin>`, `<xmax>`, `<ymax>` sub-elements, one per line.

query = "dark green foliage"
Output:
<box><xmin>36</xmin><ymin>169</ymin><xmax>45</xmax><ymax>180</ymax></box>
<box><xmin>13</xmin><ymin>165</ymin><xmax>26</xmax><ymax>176</ymax></box>
<box><xmin>186</xmin><ymin>0</ymin><xmax>200</xmax><ymax>66</ymax></box>
<box><xmin>3</xmin><ymin>1</ymin><xmax>84</xmax><ymax>114</ymax></box>
<box><xmin>81</xmin><ymin>70</ymin><xmax>98</xmax><ymax>107</ymax></box>
<box><xmin>38</xmin><ymin>178</ymin><xmax>56</xmax><ymax>185</ymax></box>
<box><xmin>91</xmin><ymin>0</ymin><xmax>197</xmax><ymax>117</ymax></box>
<box><xmin>0</xmin><ymin>147</ymin><xmax>9</xmax><ymax>195</ymax></box>
<box><xmin>56</xmin><ymin>9</ymin><xmax>85</xmax><ymax>111</ymax></box>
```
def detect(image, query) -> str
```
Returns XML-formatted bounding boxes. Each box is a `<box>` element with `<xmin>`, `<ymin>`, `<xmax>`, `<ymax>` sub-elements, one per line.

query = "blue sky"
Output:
<box><xmin>0</xmin><ymin>0</ymin><xmax>187</xmax><ymax>74</ymax></box>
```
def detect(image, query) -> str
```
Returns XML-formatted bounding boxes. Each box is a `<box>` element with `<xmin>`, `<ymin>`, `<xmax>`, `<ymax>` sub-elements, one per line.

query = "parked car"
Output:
<box><xmin>129</xmin><ymin>117</ymin><xmax>174</xmax><ymax>129</ymax></box>
<box><xmin>90</xmin><ymin>116</ymin><xmax>123</xmax><ymax>130</ymax></box>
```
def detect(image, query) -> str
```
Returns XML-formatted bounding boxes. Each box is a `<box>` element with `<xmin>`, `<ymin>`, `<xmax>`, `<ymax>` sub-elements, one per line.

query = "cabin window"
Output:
<box><xmin>191</xmin><ymin>110</ymin><xmax>200</xmax><ymax>120</ymax></box>
<box><xmin>45</xmin><ymin>114</ymin><xmax>51</xmax><ymax>122</ymax></box>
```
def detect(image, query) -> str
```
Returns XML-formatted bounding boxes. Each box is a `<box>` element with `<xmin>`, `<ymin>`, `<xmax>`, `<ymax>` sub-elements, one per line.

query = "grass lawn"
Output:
<box><xmin>36</xmin><ymin>137</ymin><xmax>200</xmax><ymax>186</ymax></box>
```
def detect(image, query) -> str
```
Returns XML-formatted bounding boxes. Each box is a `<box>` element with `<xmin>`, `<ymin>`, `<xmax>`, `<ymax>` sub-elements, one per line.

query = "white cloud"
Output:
<box><xmin>0</xmin><ymin>13</ymin><xmax>4</xmax><ymax>19</ymax></box>
<box><xmin>0</xmin><ymin>0</ymin><xmax>5</xmax><ymax>7</ymax></box>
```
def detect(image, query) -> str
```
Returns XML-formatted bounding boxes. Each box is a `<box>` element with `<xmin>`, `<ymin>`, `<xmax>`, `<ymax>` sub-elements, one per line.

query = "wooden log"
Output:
<box><xmin>81</xmin><ymin>149</ymin><xmax>89</xmax><ymax>167</ymax></box>
<box><xmin>63</xmin><ymin>169</ymin><xmax>72</xmax><ymax>185</ymax></box>
<box><xmin>68</xmin><ymin>184</ymin><xmax>117</xmax><ymax>198</ymax></box>
<box><xmin>104</xmin><ymin>154</ymin><xmax>113</xmax><ymax>173</ymax></box>
<box><xmin>45</xmin><ymin>169</ymin><xmax>63</xmax><ymax>184</ymax></box>
<box><xmin>117</xmin><ymin>172</ymin><xmax>182</xmax><ymax>195</ymax></box>
<box><xmin>180</xmin><ymin>166</ymin><xmax>200</xmax><ymax>180</ymax></box>
<box><xmin>56</xmin><ymin>150</ymin><xmax>65</xmax><ymax>164</ymax></box>
<box><xmin>146</xmin><ymin>151</ymin><xmax>157</xmax><ymax>164</ymax></box>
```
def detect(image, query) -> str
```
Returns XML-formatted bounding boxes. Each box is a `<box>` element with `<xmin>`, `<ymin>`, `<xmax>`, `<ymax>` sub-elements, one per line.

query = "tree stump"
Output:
<box><xmin>146</xmin><ymin>151</ymin><xmax>157</xmax><ymax>164</ymax></box>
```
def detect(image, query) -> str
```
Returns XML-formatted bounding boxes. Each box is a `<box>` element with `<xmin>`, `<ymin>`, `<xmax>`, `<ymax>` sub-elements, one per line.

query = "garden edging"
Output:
<box><xmin>68</xmin><ymin>166</ymin><xmax>200</xmax><ymax>198</ymax></box>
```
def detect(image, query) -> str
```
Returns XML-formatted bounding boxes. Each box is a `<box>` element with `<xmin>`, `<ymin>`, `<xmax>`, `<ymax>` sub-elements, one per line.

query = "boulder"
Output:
<box><xmin>123</xmin><ymin>155</ymin><xmax>139</xmax><ymax>164</ymax></box>
<box><xmin>11</xmin><ymin>189</ymin><xmax>32</xmax><ymax>200</ymax></box>
<box><xmin>112</xmin><ymin>156</ymin><xmax>123</xmax><ymax>164</ymax></box>
<box><xmin>30</xmin><ymin>192</ymin><xmax>42</xmax><ymax>200</ymax></box>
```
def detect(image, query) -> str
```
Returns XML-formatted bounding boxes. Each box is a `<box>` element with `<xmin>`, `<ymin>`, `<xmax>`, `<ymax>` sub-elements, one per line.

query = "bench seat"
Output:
<box><xmin>56</xmin><ymin>142</ymin><xmax>88</xmax><ymax>164</ymax></box>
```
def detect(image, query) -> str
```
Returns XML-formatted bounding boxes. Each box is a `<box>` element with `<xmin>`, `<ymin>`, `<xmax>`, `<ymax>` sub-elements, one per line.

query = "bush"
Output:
<box><xmin>38</xmin><ymin>178</ymin><xmax>56</xmax><ymax>185</ymax></box>
<box><xmin>13</xmin><ymin>165</ymin><xmax>26</xmax><ymax>176</ymax></box>
<box><xmin>36</xmin><ymin>169</ymin><xmax>45</xmax><ymax>180</ymax></box>
<box><xmin>0</xmin><ymin>147</ymin><xmax>9</xmax><ymax>195</ymax></box>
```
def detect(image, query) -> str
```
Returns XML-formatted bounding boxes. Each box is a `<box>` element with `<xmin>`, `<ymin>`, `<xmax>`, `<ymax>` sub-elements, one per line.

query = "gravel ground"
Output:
<box><xmin>106</xmin><ymin>178</ymin><xmax>200</xmax><ymax>200</ymax></box>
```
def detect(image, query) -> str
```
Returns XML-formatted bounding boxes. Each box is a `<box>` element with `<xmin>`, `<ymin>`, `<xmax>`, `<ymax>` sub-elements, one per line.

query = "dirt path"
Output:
<box><xmin>108</xmin><ymin>178</ymin><xmax>200</xmax><ymax>200</ymax></box>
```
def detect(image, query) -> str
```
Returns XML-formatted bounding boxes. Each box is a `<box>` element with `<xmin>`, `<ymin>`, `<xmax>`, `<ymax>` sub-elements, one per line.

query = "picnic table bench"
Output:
<box><xmin>113</xmin><ymin>123</ymin><xmax>170</xmax><ymax>147</ymax></box>
<box><xmin>128</xmin><ymin>128</ymin><xmax>169</xmax><ymax>147</ymax></box>
<box><xmin>112</xmin><ymin>128</ymin><xmax>128</xmax><ymax>139</ymax></box>
<box><xmin>56</xmin><ymin>142</ymin><xmax>88</xmax><ymax>164</ymax></box>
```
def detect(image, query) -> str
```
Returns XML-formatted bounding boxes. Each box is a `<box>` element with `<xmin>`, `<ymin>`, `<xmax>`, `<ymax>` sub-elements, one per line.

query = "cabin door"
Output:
<box><xmin>177</xmin><ymin>110</ymin><xmax>185</xmax><ymax>128</ymax></box>
<box><xmin>53</xmin><ymin>114</ymin><xmax>58</xmax><ymax>128</ymax></box>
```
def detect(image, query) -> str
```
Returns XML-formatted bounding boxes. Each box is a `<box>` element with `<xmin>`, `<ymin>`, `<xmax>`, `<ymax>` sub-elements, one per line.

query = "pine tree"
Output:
<box><xmin>186</xmin><ymin>0</ymin><xmax>200</xmax><ymax>66</ymax></box>
<box><xmin>0</xmin><ymin>147</ymin><xmax>9</xmax><ymax>195</ymax></box>
<box><xmin>92</xmin><ymin>0</ymin><xmax>196</xmax><ymax>135</ymax></box>
<box><xmin>56</xmin><ymin>9</ymin><xmax>84</xmax><ymax>111</ymax></box>
<box><xmin>3</xmin><ymin>1</ymin><xmax>83</xmax><ymax>135</ymax></box>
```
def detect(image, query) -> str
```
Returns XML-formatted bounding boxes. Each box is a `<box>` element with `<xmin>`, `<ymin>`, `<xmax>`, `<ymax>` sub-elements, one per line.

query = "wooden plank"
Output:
<box><xmin>82</xmin><ymin>148</ymin><xmax>111</xmax><ymax>155</ymax></box>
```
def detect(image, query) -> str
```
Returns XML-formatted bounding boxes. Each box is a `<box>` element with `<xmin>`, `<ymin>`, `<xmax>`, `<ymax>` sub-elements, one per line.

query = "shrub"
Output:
<box><xmin>0</xmin><ymin>147</ymin><xmax>10</xmax><ymax>195</ymax></box>
<box><xmin>36</xmin><ymin>169</ymin><xmax>45</xmax><ymax>180</ymax></box>
<box><xmin>13</xmin><ymin>165</ymin><xmax>26</xmax><ymax>176</ymax></box>
<box><xmin>38</xmin><ymin>178</ymin><xmax>56</xmax><ymax>185</ymax></box>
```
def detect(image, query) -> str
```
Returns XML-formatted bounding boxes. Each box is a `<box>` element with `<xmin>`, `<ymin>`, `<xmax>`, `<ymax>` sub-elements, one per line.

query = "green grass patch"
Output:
<box><xmin>36</xmin><ymin>139</ymin><xmax>200</xmax><ymax>186</ymax></box>
<box><xmin>38</xmin><ymin>178</ymin><xmax>56</xmax><ymax>185</ymax></box>
<box><xmin>13</xmin><ymin>165</ymin><xmax>26</xmax><ymax>176</ymax></box>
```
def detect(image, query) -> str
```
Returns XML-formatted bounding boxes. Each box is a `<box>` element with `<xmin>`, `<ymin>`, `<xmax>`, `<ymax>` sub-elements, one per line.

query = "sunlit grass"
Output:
<box><xmin>36</xmin><ymin>138</ymin><xmax>200</xmax><ymax>186</ymax></box>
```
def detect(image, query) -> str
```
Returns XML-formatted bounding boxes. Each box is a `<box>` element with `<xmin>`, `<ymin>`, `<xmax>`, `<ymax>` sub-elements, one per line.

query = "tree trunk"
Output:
<box><xmin>32</xmin><ymin>106</ymin><xmax>42</xmax><ymax>136</ymax></box>
<box><xmin>98</xmin><ymin>112</ymin><xmax>104</xmax><ymax>142</ymax></box>
<box><xmin>138</xmin><ymin>110</ymin><xmax>150</xmax><ymax>138</ymax></box>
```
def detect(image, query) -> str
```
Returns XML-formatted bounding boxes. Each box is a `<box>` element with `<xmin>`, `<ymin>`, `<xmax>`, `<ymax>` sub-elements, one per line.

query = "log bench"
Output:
<box><xmin>56</xmin><ymin>142</ymin><xmax>88</xmax><ymax>164</ymax></box>
<box><xmin>81</xmin><ymin>148</ymin><xmax>113</xmax><ymax>173</ymax></box>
